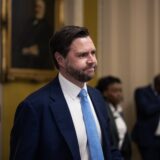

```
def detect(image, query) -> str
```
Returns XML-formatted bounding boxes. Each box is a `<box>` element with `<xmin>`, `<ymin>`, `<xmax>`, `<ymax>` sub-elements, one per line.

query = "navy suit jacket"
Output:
<box><xmin>10</xmin><ymin>76</ymin><xmax>122</xmax><ymax>160</ymax></box>
<box><xmin>132</xmin><ymin>85</ymin><xmax>160</xmax><ymax>147</ymax></box>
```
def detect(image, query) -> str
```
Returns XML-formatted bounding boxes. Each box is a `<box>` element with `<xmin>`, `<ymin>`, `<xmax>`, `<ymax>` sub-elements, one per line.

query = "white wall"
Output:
<box><xmin>63</xmin><ymin>0</ymin><xmax>83</xmax><ymax>26</ymax></box>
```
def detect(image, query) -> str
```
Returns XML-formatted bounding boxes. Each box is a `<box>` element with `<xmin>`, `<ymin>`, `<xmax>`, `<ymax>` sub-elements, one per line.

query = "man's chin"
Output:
<box><xmin>82</xmin><ymin>74</ymin><xmax>95</xmax><ymax>82</ymax></box>
<box><xmin>86</xmin><ymin>72</ymin><xmax>95</xmax><ymax>78</ymax></box>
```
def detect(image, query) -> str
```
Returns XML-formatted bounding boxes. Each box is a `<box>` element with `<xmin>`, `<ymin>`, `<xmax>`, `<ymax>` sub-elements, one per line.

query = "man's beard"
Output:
<box><xmin>66</xmin><ymin>64</ymin><xmax>97</xmax><ymax>82</ymax></box>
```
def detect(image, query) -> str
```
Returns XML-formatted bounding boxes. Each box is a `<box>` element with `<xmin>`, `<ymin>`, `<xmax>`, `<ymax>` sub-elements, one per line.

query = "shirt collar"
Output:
<box><xmin>109</xmin><ymin>103</ymin><xmax>123</xmax><ymax>113</ymax></box>
<box><xmin>58</xmin><ymin>73</ymin><xmax>87</xmax><ymax>100</ymax></box>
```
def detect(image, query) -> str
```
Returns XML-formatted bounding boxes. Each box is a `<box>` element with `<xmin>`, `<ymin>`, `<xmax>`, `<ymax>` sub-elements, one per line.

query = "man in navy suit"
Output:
<box><xmin>132</xmin><ymin>74</ymin><xmax>160</xmax><ymax>160</ymax></box>
<box><xmin>10</xmin><ymin>26</ymin><xmax>122</xmax><ymax>160</ymax></box>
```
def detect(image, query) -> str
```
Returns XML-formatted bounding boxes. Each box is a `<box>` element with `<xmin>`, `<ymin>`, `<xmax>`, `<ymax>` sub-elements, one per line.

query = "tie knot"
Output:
<box><xmin>79</xmin><ymin>89</ymin><xmax>87</xmax><ymax>98</ymax></box>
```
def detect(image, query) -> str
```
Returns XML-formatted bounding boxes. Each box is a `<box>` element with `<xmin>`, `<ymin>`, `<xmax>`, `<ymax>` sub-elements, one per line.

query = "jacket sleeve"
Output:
<box><xmin>10</xmin><ymin>100</ymin><xmax>39</xmax><ymax>160</ymax></box>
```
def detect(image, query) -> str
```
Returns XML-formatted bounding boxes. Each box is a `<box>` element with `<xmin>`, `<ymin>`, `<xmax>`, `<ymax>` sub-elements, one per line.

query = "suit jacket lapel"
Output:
<box><xmin>88</xmin><ymin>87</ymin><xmax>111</xmax><ymax>159</ymax></box>
<box><xmin>49</xmin><ymin>78</ymin><xmax>81</xmax><ymax>160</ymax></box>
<box><xmin>88</xmin><ymin>87</ymin><xmax>108</xmax><ymax>130</ymax></box>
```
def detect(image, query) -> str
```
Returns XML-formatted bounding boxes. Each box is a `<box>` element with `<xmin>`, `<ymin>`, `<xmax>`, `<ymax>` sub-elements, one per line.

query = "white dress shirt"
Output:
<box><xmin>109</xmin><ymin>104</ymin><xmax>127</xmax><ymax>149</ymax></box>
<box><xmin>58</xmin><ymin>73</ymin><xmax>102</xmax><ymax>160</ymax></box>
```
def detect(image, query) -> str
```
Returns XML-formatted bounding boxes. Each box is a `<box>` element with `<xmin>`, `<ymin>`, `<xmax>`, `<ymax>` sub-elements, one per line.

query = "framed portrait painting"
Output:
<box><xmin>1</xmin><ymin>0</ymin><xmax>63</xmax><ymax>82</ymax></box>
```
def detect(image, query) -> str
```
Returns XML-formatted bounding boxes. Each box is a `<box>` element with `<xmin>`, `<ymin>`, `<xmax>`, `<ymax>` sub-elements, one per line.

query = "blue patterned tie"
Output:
<box><xmin>79</xmin><ymin>89</ymin><xmax>104</xmax><ymax>160</ymax></box>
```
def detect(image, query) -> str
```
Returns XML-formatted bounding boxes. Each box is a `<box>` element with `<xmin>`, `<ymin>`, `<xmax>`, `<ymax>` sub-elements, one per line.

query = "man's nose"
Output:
<box><xmin>87</xmin><ymin>54</ymin><xmax>96</xmax><ymax>63</ymax></box>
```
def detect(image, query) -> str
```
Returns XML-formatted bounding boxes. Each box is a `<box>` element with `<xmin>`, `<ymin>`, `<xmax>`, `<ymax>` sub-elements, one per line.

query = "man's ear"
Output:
<box><xmin>54</xmin><ymin>52</ymin><xmax>65</xmax><ymax>67</ymax></box>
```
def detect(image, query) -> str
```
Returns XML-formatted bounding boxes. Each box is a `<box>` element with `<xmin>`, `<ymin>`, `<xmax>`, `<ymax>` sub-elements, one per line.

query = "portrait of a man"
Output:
<box><xmin>11</xmin><ymin>0</ymin><xmax>54</xmax><ymax>70</ymax></box>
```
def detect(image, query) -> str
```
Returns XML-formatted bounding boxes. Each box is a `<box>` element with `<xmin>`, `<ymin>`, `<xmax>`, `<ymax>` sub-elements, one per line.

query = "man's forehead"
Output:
<box><xmin>70</xmin><ymin>37</ymin><xmax>95</xmax><ymax>48</ymax></box>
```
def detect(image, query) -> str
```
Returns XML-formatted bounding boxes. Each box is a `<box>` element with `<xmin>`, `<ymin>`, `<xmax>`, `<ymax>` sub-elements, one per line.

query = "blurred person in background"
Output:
<box><xmin>96</xmin><ymin>76</ymin><xmax>132</xmax><ymax>160</ymax></box>
<box><xmin>132</xmin><ymin>74</ymin><xmax>160</xmax><ymax>160</ymax></box>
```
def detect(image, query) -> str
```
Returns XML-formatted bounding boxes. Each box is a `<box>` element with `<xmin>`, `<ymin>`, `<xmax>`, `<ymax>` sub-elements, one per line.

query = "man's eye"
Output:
<box><xmin>79</xmin><ymin>53</ymin><xmax>87</xmax><ymax>57</ymax></box>
<box><xmin>91</xmin><ymin>51</ymin><xmax>96</xmax><ymax>55</ymax></box>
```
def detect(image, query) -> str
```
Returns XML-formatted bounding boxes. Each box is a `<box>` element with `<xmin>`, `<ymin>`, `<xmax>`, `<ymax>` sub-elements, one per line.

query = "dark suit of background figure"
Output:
<box><xmin>106</xmin><ymin>102</ymin><xmax>132</xmax><ymax>160</ymax></box>
<box><xmin>132</xmin><ymin>85</ymin><xmax>160</xmax><ymax>160</ymax></box>
<box><xmin>10</xmin><ymin>77</ymin><xmax>121</xmax><ymax>160</ymax></box>
<box><xmin>12</xmin><ymin>18</ymin><xmax>53</xmax><ymax>69</ymax></box>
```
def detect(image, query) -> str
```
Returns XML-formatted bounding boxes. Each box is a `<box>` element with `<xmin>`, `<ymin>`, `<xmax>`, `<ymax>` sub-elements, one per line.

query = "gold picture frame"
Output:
<box><xmin>1</xmin><ymin>0</ymin><xmax>64</xmax><ymax>82</ymax></box>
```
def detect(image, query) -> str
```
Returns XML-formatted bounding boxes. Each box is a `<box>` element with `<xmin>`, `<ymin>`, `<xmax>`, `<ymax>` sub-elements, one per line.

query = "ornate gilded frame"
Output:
<box><xmin>1</xmin><ymin>0</ymin><xmax>64</xmax><ymax>82</ymax></box>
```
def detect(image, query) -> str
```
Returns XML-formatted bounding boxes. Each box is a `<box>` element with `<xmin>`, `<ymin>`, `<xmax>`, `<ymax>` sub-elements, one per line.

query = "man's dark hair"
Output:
<box><xmin>96</xmin><ymin>76</ymin><xmax>121</xmax><ymax>93</ymax></box>
<box><xmin>49</xmin><ymin>25</ymin><xmax>89</xmax><ymax>69</ymax></box>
